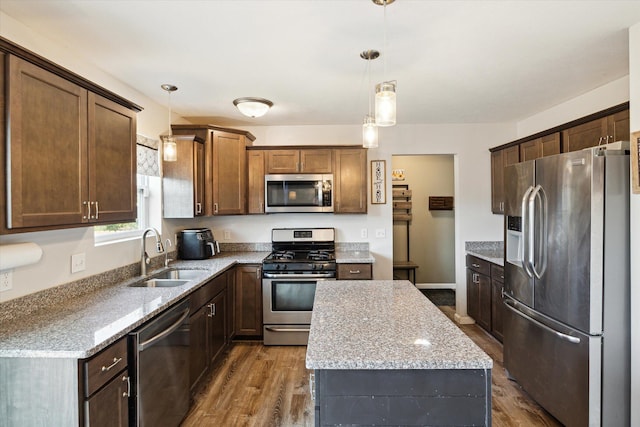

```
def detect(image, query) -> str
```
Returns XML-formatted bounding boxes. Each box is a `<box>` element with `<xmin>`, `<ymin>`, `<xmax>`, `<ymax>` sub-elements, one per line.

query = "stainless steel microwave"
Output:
<box><xmin>265</xmin><ymin>174</ymin><xmax>333</xmax><ymax>213</ymax></box>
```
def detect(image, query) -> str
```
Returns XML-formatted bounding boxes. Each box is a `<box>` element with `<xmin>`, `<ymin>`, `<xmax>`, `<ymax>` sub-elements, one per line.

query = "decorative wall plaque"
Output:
<box><xmin>371</xmin><ymin>160</ymin><xmax>386</xmax><ymax>204</ymax></box>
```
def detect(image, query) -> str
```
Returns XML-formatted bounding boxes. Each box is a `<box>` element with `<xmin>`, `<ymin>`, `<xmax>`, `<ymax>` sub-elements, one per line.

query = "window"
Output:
<box><xmin>94</xmin><ymin>174</ymin><xmax>153</xmax><ymax>244</ymax></box>
<box><xmin>94</xmin><ymin>136</ymin><xmax>161</xmax><ymax>245</ymax></box>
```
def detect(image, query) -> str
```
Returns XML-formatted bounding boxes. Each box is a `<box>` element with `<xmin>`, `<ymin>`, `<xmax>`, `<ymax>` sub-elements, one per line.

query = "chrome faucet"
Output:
<box><xmin>141</xmin><ymin>227</ymin><xmax>164</xmax><ymax>276</ymax></box>
<box><xmin>164</xmin><ymin>238</ymin><xmax>173</xmax><ymax>268</ymax></box>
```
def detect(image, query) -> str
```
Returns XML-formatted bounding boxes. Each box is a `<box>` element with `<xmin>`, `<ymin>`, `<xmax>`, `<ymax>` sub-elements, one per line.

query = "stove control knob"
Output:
<box><xmin>282</xmin><ymin>264</ymin><xmax>287</xmax><ymax>270</ymax></box>
<box><xmin>275</xmin><ymin>264</ymin><xmax>281</xmax><ymax>270</ymax></box>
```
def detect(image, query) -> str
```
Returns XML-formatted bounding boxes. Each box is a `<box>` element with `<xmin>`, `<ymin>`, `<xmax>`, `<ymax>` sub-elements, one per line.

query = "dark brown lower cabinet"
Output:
<box><xmin>85</xmin><ymin>369</ymin><xmax>130</xmax><ymax>427</ymax></box>
<box><xmin>235</xmin><ymin>265</ymin><xmax>263</xmax><ymax>337</ymax></box>
<box><xmin>466</xmin><ymin>255</ymin><xmax>503</xmax><ymax>340</ymax></box>
<box><xmin>188</xmin><ymin>273</ymin><xmax>228</xmax><ymax>394</ymax></box>
<box><xmin>490</xmin><ymin>264</ymin><xmax>504</xmax><ymax>342</ymax></box>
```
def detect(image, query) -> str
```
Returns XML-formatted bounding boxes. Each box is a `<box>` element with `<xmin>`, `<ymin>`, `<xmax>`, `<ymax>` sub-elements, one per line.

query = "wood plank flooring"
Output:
<box><xmin>182</xmin><ymin>307</ymin><xmax>562</xmax><ymax>427</ymax></box>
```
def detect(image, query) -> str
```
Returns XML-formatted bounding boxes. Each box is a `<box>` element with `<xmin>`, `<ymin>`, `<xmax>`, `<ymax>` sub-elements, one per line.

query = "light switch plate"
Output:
<box><xmin>71</xmin><ymin>253</ymin><xmax>86</xmax><ymax>273</ymax></box>
<box><xmin>375</xmin><ymin>228</ymin><xmax>386</xmax><ymax>238</ymax></box>
<box><xmin>224</xmin><ymin>230</ymin><xmax>231</xmax><ymax>240</ymax></box>
<box><xmin>0</xmin><ymin>270</ymin><xmax>12</xmax><ymax>292</ymax></box>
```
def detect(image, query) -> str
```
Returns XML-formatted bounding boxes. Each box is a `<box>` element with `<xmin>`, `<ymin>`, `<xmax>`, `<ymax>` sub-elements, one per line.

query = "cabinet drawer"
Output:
<box><xmin>491</xmin><ymin>264</ymin><xmax>504</xmax><ymax>283</ymax></box>
<box><xmin>466</xmin><ymin>255</ymin><xmax>490</xmax><ymax>276</ymax></box>
<box><xmin>83</xmin><ymin>337</ymin><xmax>127</xmax><ymax>397</ymax></box>
<box><xmin>337</xmin><ymin>263</ymin><xmax>372</xmax><ymax>280</ymax></box>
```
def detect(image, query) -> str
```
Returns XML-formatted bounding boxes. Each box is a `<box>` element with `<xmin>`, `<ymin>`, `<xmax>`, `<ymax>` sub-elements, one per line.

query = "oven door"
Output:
<box><xmin>262</xmin><ymin>274</ymin><xmax>335</xmax><ymax>345</ymax></box>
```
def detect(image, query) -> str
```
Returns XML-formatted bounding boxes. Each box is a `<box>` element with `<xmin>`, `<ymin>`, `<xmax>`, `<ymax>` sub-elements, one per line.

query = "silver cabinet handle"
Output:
<box><xmin>472</xmin><ymin>273</ymin><xmax>479</xmax><ymax>283</ymax></box>
<box><xmin>196</xmin><ymin>202</ymin><xmax>202</xmax><ymax>214</ymax></box>
<box><xmin>349</xmin><ymin>270</ymin><xmax>361</xmax><ymax>274</ymax></box>
<box><xmin>256</xmin><ymin>268</ymin><xmax>261</xmax><ymax>279</ymax></box>
<box><xmin>309</xmin><ymin>372</ymin><xmax>315</xmax><ymax>401</ymax></box>
<box><xmin>504</xmin><ymin>298</ymin><xmax>580</xmax><ymax>344</ymax></box>
<box><xmin>84</xmin><ymin>200</ymin><xmax>91</xmax><ymax>220</ymax></box>
<box><xmin>472</xmin><ymin>263</ymin><xmax>480</xmax><ymax>268</ymax></box>
<box><xmin>122</xmin><ymin>375</ymin><xmax>131</xmax><ymax>397</ymax></box>
<box><xmin>207</xmin><ymin>302</ymin><xmax>216</xmax><ymax>317</ymax></box>
<box><xmin>214</xmin><ymin>203</ymin><xmax>219</xmax><ymax>213</ymax></box>
<box><xmin>101</xmin><ymin>357</ymin><xmax>122</xmax><ymax>372</ymax></box>
<box><xmin>94</xmin><ymin>201</ymin><xmax>99</xmax><ymax>220</ymax></box>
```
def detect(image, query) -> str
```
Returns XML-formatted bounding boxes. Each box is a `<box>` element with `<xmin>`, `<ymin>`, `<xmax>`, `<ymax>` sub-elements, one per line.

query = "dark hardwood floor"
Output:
<box><xmin>182</xmin><ymin>306</ymin><xmax>562</xmax><ymax>427</ymax></box>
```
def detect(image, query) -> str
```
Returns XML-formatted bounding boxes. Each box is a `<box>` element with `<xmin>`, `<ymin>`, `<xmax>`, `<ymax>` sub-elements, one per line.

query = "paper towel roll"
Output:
<box><xmin>0</xmin><ymin>242</ymin><xmax>43</xmax><ymax>270</ymax></box>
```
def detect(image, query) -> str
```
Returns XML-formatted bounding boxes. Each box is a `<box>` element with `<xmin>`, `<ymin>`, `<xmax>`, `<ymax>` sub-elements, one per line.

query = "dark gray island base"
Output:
<box><xmin>306</xmin><ymin>281</ymin><xmax>493</xmax><ymax>426</ymax></box>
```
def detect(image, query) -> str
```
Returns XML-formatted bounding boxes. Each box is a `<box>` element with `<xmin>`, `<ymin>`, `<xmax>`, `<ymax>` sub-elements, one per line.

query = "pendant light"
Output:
<box><xmin>161</xmin><ymin>84</ymin><xmax>178</xmax><ymax>162</ymax></box>
<box><xmin>373</xmin><ymin>0</ymin><xmax>396</xmax><ymax>127</ymax></box>
<box><xmin>361</xmin><ymin>50</ymin><xmax>379</xmax><ymax>148</ymax></box>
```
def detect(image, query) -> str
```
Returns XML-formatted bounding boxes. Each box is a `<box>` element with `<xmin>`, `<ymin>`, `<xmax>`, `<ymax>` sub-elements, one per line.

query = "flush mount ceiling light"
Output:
<box><xmin>233</xmin><ymin>97</ymin><xmax>273</xmax><ymax>118</ymax></box>
<box><xmin>161</xmin><ymin>83</ymin><xmax>178</xmax><ymax>162</ymax></box>
<box><xmin>361</xmin><ymin>50</ymin><xmax>380</xmax><ymax>148</ymax></box>
<box><xmin>373</xmin><ymin>0</ymin><xmax>397</xmax><ymax>127</ymax></box>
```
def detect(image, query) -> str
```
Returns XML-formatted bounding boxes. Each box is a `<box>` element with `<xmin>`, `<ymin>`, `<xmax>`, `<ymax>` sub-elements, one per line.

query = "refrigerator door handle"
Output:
<box><xmin>504</xmin><ymin>298</ymin><xmax>581</xmax><ymax>344</ymax></box>
<box><xmin>521</xmin><ymin>185</ymin><xmax>535</xmax><ymax>277</ymax></box>
<box><xmin>529</xmin><ymin>185</ymin><xmax>548</xmax><ymax>279</ymax></box>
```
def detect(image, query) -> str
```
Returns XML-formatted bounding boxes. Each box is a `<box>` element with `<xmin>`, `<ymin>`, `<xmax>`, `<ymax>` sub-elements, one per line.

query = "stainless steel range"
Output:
<box><xmin>262</xmin><ymin>228</ymin><xmax>336</xmax><ymax>345</ymax></box>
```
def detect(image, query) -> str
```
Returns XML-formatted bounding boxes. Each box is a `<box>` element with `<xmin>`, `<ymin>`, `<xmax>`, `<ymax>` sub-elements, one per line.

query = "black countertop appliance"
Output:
<box><xmin>177</xmin><ymin>228</ymin><xmax>217</xmax><ymax>260</ymax></box>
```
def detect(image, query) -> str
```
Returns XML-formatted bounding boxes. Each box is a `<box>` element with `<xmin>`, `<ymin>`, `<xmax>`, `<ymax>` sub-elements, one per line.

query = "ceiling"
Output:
<box><xmin>1</xmin><ymin>1</ymin><xmax>640</xmax><ymax>128</ymax></box>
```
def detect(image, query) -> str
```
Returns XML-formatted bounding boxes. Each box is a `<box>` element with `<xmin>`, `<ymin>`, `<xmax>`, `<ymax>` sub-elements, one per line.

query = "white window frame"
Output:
<box><xmin>94</xmin><ymin>174</ymin><xmax>151</xmax><ymax>245</ymax></box>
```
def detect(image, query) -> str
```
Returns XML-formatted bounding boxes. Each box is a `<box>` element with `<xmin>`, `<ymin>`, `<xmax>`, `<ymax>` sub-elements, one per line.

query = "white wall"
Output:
<box><xmin>0</xmin><ymin>11</ymin><xmax>514</xmax><ymax>309</ymax></box>
<box><xmin>628</xmin><ymin>21</ymin><xmax>640</xmax><ymax>427</ymax></box>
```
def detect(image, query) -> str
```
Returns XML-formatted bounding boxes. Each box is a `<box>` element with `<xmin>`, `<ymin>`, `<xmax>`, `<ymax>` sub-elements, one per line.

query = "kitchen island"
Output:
<box><xmin>306</xmin><ymin>280</ymin><xmax>493</xmax><ymax>426</ymax></box>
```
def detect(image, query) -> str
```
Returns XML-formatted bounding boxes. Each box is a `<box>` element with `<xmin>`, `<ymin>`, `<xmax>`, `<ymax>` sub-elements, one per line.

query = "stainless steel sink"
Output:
<box><xmin>130</xmin><ymin>278</ymin><xmax>189</xmax><ymax>288</ymax></box>
<box><xmin>129</xmin><ymin>268</ymin><xmax>206</xmax><ymax>287</ymax></box>
<box><xmin>152</xmin><ymin>269</ymin><xmax>204</xmax><ymax>280</ymax></box>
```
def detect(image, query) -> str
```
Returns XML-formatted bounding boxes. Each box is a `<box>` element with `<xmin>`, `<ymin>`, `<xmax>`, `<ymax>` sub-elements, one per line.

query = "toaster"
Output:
<box><xmin>177</xmin><ymin>228</ymin><xmax>218</xmax><ymax>260</ymax></box>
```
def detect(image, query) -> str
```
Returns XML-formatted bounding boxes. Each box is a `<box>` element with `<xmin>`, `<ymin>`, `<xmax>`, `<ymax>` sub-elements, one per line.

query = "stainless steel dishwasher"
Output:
<box><xmin>129</xmin><ymin>299</ymin><xmax>190</xmax><ymax>427</ymax></box>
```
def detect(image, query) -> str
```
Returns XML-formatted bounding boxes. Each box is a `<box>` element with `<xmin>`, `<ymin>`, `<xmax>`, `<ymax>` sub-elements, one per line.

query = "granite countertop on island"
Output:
<box><xmin>306</xmin><ymin>280</ymin><xmax>492</xmax><ymax>370</ymax></box>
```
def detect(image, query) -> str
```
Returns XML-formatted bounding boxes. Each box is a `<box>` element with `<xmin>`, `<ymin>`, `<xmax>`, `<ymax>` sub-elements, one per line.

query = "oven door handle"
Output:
<box><xmin>262</xmin><ymin>272</ymin><xmax>335</xmax><ymax>279</ymax></box>
<box><xmin>265</xmin><ymin>326</ymin><xmax>311</xmax><ymax>333</ymax></box>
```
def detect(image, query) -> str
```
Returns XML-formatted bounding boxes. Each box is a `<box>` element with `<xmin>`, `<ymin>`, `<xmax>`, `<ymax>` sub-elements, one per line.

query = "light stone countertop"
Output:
<box><xmin>466</xmin><ymin>241</ymin><xmax>504</xmax><ymax>266</ymax></box>
<box><xmin>306</xmin><ymin>280</ymin><xmax>493</xmax><ymax>370</ymax></box>
<box><xmin>0</xmin><ymin>249</ymin><xmax>374</xmax><ymax>360</ymax></box>
<box><xmin>335</xmin><ymin>250</ymin><xmax>375</xmax><ymax>263</ymax></box>
<box><xmin>0</xmin><ymin>252</ymin><xmax>268</xmax><ymax>359</ymax></box>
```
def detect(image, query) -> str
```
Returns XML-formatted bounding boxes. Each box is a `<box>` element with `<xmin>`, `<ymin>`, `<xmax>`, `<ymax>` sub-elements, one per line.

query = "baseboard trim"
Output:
<box><xmin>415</xmin><ymin>283</ymin><xmax>456</xmax><ymax>290</ymax></box>
<box><xmin>454</xmin><ymin>313</ymin><xmax>476</xmax><ymax>325</ymax></box>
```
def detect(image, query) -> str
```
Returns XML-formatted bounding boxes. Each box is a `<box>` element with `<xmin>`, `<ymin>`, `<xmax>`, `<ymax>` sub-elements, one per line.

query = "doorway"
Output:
<box><xmin>391</xmin><ymin>155</ymin><xmax>456</xmax><ymax>289</ymax></box>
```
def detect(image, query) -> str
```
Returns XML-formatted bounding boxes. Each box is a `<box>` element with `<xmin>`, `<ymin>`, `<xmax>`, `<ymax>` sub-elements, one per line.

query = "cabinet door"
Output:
<box><xmin>235</xmin><ymin>265</ymin><xmax>263</xmax><ymax>336</ymax></box>
<box><xmin>194</xmin><ymin>140</ymin><xmax>205</xmax><ymax>215</ymax></box>
<box><xmin>247</xmin><ymin>150</ymin><xmax>265</xmax><ymax>214</ymax></box>
<box><xmin>189</xmin><ymin>307</ymin><xmax>209</xmax><ymax>392</ymax></box>
<box><xmin>540</xmin><ymin>133</ymin><xmax>561</xmax><ymax>157</ymax></box>
<box><xmin>562</xmin><ymin>117</ymin><xmax>608</xmax><ymax>152</ymax></box>
<box><xmin>490</xmin><ymin>145</ymin><xmax>518</xmax><ymax>214</ymax></box>
<box><xmin>300</xmin><ymin>149</ymin><xmax>333</xmax><ymax>173</ymax></box>
<box><xmin>208</xmin><ymin>291</ymin><xmax>227</xmax><ymax>363</ymax></box>
<box><xmin>88</xmin><ymin>93</ymin><xmax>137</xmax><ymax>224</ymax></box>
<box><xmin>85</xmin><ymin>369</ymin><xmax>129</xmax><ymax>427</ymax></box>
<box><xmin>334</xmin><ymin>148</ymin><xmax>367</xmax><ymax>213</ymax></box>
<box><xmin>491</xmin><ymin>278</ymin><xmax>504</xmax><ymax>342</ymax></box>
<box><xmin>7</xmin><ymin>54</ymin><xmax>89</xmax><ymax>228</ymax></box>
<box><xmin>266</xmin><ymin>149</ymin><xmax>299</xmax><ymax>173</ymax></box>
<box><xmin>520</xmin><ymin>133</ymin><xmax>560</xmax><ymax>162</ymax></box>
<box><xmin>226</xmin><ymin>270</ymin><xmax>236</xmax><ymax>342</ymax></box>
<box><xmin>466</xmin><ymin>269</ymin><xmax>479</xmax><ymax>322</ymax></box>
<box><xmin>609</xmin><ymin>109</ymin><xmax>630</xmax><ymax>142</ymax></box>
<box><xmin>212</xmin><ymin>131</ymin><xmax>246</xmax><ymax>214</ymax></box>
<box><xmin>477</xmin><ymin>274</ymin><xmax>492</xmax><ymax>331</ymax></box>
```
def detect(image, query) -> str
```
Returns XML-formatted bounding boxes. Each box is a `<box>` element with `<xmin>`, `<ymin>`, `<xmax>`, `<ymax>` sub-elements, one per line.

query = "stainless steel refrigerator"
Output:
<box><xmin>502</xmin><ymin>144</ymin><xmax>630</xmax><ymax>427</ymax></box>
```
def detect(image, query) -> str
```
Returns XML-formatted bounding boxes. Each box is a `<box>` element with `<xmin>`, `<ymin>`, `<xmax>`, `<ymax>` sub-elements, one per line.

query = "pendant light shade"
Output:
<box><xmin>161</xmin><ymin>84</ymin><xmax>178</xmax><ymax>162</ymax></box>
<box><xmin>162</xmin><ymin>135</ymin><xmax>177</xmax><ymax>162</ymax></box>
<box><xmin>362</xmin><ymin>115</ymin><xmax>378</xmax><ymax>148</ymax></box>
<box><xmin>233</xmin><ymin>97</ymin><xmax>273</xmax><ymax>118</ymax></box>
<box><xmin>375</xmin><ymin>81</ymin><xmax>396</xmax><ymax>127</ymax></box>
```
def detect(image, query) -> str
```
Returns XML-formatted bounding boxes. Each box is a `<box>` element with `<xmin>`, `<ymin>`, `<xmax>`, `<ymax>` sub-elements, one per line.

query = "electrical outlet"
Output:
<box><xmin>0</xmin><ymin>270</ymin><xmax>12</xmax><ymax>292</ymax></box>
<box><xmin>375</xmin><ymin>228</ymin><xmax>386</xmax><ymax>238</ymax></box>
<box><xmin>360</xmin><ymin>228</ymin><xmax>368</xmax><ymax>239</ymax></box>
<box><xmin>71</xmin><ymin>253</ymin><xmax>86</xmax><ymax>273</ymax></box>
<box><xmin>224</xmin><ymin>230</ymin><xmax>231</xmax><ymax>240</ymax></box>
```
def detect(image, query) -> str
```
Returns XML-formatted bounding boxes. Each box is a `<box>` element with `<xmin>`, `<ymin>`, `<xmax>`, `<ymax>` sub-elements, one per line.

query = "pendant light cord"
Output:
<box><xmin>383</xmin><ymin>2</ymin><xmax>387</xmax><ymax>81</ymax></box>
